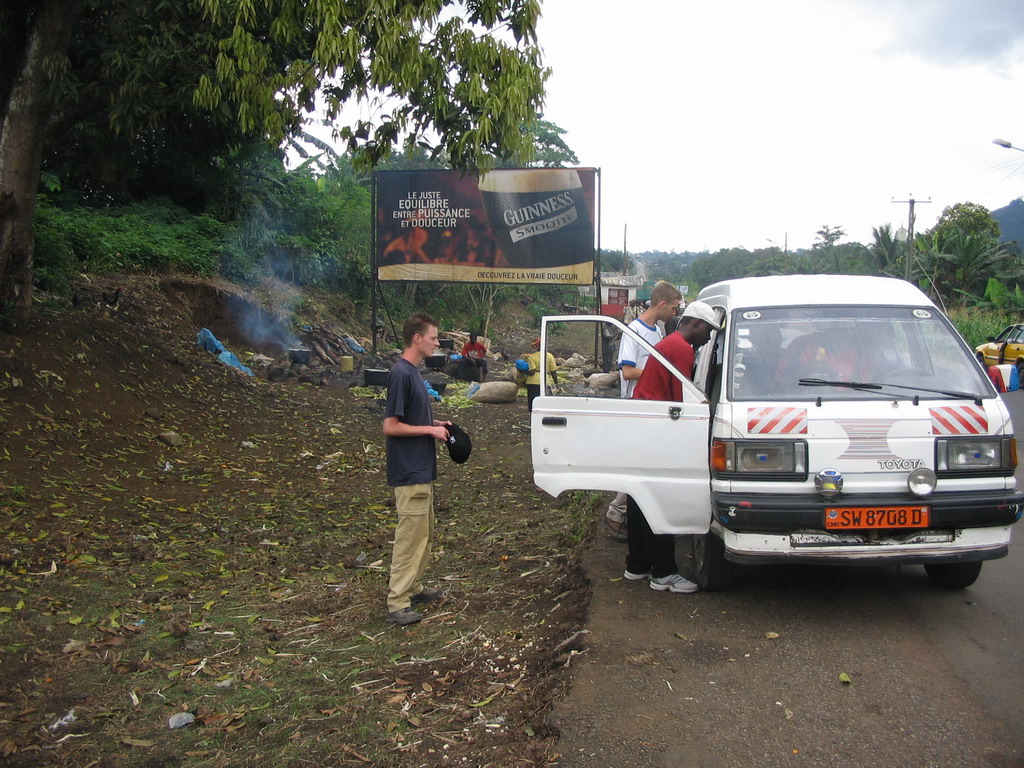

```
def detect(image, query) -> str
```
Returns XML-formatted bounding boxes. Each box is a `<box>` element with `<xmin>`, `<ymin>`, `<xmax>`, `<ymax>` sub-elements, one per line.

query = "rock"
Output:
<box><xmin>144</xmin><ymin>407</ymin><xmax>164</xmax><ymax>420</ymax></box>
<box><xmin>158</xmin><ymin>431</ymin><xmax>182</xmax><ymax>447</ymax></box>
<box><xmin>168</xmin><ymin>712</ymin><xmax>195</xmax><ymax>729</ymax></box>
<box><xmin>267</xmin><ymin>365</ymin><xmax>288</xmax><ymax>382</ymax></box>
<box><xmin>468</xmin><ymin>381</ymin><xmax>519</xmax><ymax>403</ymax></box>
<box><xmin>587</xmin><ymin>372</ymin><xmax>620</xmax><ymax>389</ymax></box>
<box><xmin>249</xmin><ymin>353</ymin><xmax>274</xmax><ymax>367</ymax></box>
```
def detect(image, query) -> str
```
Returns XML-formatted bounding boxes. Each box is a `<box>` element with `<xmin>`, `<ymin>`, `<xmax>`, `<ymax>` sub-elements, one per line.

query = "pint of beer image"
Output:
<box><xmin>478</xmin><ymin>169</ymin><xmax>594</xmax><ymax>269</ymax></box>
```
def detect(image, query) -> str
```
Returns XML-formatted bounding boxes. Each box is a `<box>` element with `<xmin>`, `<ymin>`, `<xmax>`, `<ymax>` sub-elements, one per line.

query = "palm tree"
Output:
<box><xmin>869</xmin><ymin>224</ymin><xmax>902</xmax><ymax>276</ymax></box>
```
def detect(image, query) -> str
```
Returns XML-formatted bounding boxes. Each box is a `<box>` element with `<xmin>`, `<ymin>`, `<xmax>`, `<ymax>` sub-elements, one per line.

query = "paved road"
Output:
<box><xmin>549</xmin><ymin>390</ymin><xmax>1024</xmax><ymax>768</ymax></box>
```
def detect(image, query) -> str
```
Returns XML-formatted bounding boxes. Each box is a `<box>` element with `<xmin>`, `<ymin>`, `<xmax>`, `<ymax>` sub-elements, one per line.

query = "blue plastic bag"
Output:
<box><xmin>196</xmin><ymin>328</ymin><xmax>253</xmax><ymax>376</ymax></box>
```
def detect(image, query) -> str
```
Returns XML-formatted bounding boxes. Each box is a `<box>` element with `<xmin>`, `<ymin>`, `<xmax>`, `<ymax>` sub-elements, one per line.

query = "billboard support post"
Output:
<box><xmin>371</xmin><ymin>172</ymin><xmax>378</xmax><ymax>356</ymax></box>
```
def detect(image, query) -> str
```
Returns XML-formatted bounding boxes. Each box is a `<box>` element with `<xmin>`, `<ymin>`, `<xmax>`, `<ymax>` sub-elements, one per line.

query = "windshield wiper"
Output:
<box><xmin>798</xmin><ymin>377</ymin><xmax>982</xmax><ymax>405</ymax></box>
<box><xmin>798</xmin><ymin>377</ymin><xmax>882</xmax><ymax>391</ymax></box>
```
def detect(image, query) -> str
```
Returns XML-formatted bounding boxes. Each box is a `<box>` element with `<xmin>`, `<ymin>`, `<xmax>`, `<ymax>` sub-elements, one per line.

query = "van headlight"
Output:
<box><xmin>712</xmin><ymin>439</ymin><xmax>808</xmax><ymax>480</ymax></box>
<box><xmin>935</xmin><ymin>437</ymin><xmax>1016</xmax><ymax>476</ymax></box>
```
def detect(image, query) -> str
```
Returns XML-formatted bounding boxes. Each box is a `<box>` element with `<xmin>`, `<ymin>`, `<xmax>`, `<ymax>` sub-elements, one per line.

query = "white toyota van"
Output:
<box><xmin>531</xmin><ymin>275</ymin><xmax>1023</xmax><ymax>589</ymax></box>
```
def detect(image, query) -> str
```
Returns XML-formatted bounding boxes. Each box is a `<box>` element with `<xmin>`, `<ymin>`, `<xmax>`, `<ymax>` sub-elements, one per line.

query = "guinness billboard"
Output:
<box><xmin>374</xmin><ymin>169</ymin><xmax>597</xmax><ymax>285</ymax></box>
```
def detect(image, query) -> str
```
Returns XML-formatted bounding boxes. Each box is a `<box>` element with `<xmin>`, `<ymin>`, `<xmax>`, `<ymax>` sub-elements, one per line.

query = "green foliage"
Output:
<box><xmin>222</xmin><ymin>152</ymin><xmax>371</xmax><ymax>290</ymax></box>
<box><xmin>869</xmin><ymin>224</ymin><xmax>903</xmax><ymax>276</ymax></box>
<box><xmin>747</xmin><ymin>252</ymin><xmax>814</xmax><ymax>276</ymax></box>
<box><xmin>982</xmin><ymin>277</ymin><xmax>1024</xmax><ymax>312</ymax></box>
<box><xmin>43</xmin><ymin>0</ymin><xmax>254</xmax><ymax>211</ymax></box>
<box><xmin>686</xmin><ymin>248</ymin><xmax>760</xmax><ymax>286</ymax></box>
<box><xmin>194</xmin><ymin>0</ymin><xmax>548</xmax><ymax>170</ymax></box>
<box><xmin>33</xmin><ymin>198</ymin><xmax>235</xmax><ymax>288</ymax></box>
<box><xmin>946</xmin><ymin>305</ymin><xmax>1016</xmax><ymax>348</ymax></box>
<box><xmin>813</xmin><ymin>225</ymin><xmax>846</xmax><ymax>249</ymax></box>
<box><xmin>913</xmin><ymin>229</ymin><xmax>1019</xmax><ymax>307</ymax></box>
<box><xmin>927</xmin><ymin>202</ymin><xmax>1000</xmax><ymax>243</ymax></box>
<box><xmin>496</xmin><ymin>116</ymin><xmax>580</xmax><ymax>169</ymax></box>
<box><xmin>636</xmin><ymin>251</ymin><xmax>706</xmax><ymax>285</ymax></box>
<box><xmin>528</xmin><ymin>118</ymin><xmax>581</xmax><ymax>167</ymax></box>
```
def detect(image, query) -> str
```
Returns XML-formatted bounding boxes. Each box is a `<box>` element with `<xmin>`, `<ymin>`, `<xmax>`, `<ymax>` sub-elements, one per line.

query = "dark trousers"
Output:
<box><xmin>601</xmin><ymin>337</ymin><xmax>615</xmax><ymax>372</ymax></box>
<box><xmin>526</xmin><ymin>384</ymin><xmax>540</xmax><ymax>411</ymax></box>
<box><xmin>625</xmin><ymin>495</ymin><xmax>678</xmax><ymax>578</ymax></box>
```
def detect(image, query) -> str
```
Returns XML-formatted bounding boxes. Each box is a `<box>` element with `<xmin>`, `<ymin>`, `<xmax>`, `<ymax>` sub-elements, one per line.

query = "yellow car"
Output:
<box><xmin>975</xmin><ymin>324</ymin><xmax>1024</xmax><ymax>372</ymax></box>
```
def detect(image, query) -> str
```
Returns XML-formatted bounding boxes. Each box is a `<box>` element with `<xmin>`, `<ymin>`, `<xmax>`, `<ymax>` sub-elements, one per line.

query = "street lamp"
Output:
<box><xmin>993</xmin><ymin>138</ymin><xmax>1024</xmax><ymax>152</ymax></box>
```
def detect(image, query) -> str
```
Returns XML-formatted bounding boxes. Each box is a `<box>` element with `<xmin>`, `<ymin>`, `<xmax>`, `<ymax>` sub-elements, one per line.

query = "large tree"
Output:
<box><xmin>0</xmin><ymin>0</ymin><xmax>548</xmax><ymax>321</ymax></box>
<box><xmin>927</xmin><ymin>201</ymin><xmax>1000</xmax><ymax>246</ymax></box>
<box><xmin>1</xmin><ymin>1</ymin><xmax>81</xmax><ymax>322</ymax></box>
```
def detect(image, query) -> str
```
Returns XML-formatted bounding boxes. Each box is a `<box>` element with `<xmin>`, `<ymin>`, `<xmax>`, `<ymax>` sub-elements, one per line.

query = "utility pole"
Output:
<box><xmin>622</xmin><ymin>223</ymin><xmax>629</xmax><ymax>275</ymax></box>
<box><xmin>892</xmin><ymin>195</ymin><xmax>931</xmax><ymax>281</ymax></box>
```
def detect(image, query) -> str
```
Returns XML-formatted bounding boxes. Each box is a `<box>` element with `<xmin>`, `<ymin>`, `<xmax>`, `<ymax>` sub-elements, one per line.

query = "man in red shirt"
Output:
<box><xmin>625</xmin><ymin>301</ymin><xmax>720</xmax><ymax>593</ymax></box>
<box><xmin>461</xmin><ymin>333</ymin><xmax>489</xmax><ymax>381</ymax></box>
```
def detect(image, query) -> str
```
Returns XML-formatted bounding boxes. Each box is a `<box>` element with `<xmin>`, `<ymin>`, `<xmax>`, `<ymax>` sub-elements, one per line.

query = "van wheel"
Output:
<box><xmin>924</xmin><ymin>561</ymin><xmax>982</xmax><ymax>589</ymax></box>
<box><xmin>685</xmin><ymin>531</ymin><xmax>735</xmax><ymax>591</ymax></box>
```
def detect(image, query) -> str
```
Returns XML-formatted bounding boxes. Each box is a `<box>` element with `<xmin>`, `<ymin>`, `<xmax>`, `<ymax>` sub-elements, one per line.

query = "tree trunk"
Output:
<box><xmin>0</xmin><ymin>0</ymin><xmax>79</xmax><ymax>323</ymax></box>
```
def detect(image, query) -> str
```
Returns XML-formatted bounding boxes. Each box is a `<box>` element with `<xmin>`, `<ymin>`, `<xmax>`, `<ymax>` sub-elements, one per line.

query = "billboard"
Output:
<box><xmin>375</xmin><ymin>168</ymin><xmax>597</xmax><ymax>285</ymax></box>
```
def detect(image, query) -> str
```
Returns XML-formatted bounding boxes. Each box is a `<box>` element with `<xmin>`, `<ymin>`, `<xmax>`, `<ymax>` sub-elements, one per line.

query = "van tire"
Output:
<box><xmin>924</xmin><ymin>561</ymin><xmax>982</xmax><ymax>589</ymax></box>
<box><xmin>685</xmin><ymin>531</ymin><xmax>735</xmax><ymax>591</ymax></box>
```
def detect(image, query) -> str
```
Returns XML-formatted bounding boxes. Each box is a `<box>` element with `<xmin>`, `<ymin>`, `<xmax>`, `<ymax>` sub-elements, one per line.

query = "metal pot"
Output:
<box><xmin>288</xmin><ymin>348</ymin><xmax>311</xmax><ymax>365</ymax></box>
<box><xmin>438</xmin><ymin>338</ymin><xmax>455</xmax><ymax>350</ymax></box>
<box><xmin>424</xmin><ymin>353</ymin><xmax>447</xmax><ymax>370</ymax></box>
<box><xmin>363</xmin><ymin>368</ymin><xmax>390</xmax><ymax>387</ymax></box>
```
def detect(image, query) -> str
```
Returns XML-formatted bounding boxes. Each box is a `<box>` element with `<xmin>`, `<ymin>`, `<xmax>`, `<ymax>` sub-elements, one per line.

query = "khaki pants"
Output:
<box><xmin>388</xmin><ymin>483</ymin><xmax>434</xmax><ymax>612</ymax></box>
<box><xmin>606</xmin><ymin>491</ymin><xmax>627</xmax><ymax>523</ymax></box>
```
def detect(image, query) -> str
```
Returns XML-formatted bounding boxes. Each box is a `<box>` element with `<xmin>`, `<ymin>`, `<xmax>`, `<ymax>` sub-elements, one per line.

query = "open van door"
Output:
<box><xmin>530</xmin><ymin>315</ymin><xmax>713</xmax><ymax>535</ymax></box>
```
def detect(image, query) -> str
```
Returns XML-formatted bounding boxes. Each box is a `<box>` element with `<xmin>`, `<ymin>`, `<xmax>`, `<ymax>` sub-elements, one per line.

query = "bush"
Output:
<box><xmin>34</xmin><ymin>197</ymin><xmax>234</xmax><ymax>289</ymax></box>
<box><xmin>947</xmin><ymin>306</ymin><xmax>1015</xmax><ymax>348</ymax></box>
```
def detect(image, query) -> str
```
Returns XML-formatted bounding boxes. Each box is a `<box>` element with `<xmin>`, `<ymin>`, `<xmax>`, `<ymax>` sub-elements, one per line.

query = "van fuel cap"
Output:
<box><xmin>815</xmin><ymin>469</ymin><xmax>843</xmax><ymax>497</ymax></box>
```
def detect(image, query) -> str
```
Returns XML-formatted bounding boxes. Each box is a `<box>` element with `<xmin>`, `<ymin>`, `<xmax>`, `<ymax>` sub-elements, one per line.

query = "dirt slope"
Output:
<box><xmin>0</xmin><ymin>276</ymin><xmax>593</xmax><ymax>767</ymax></box>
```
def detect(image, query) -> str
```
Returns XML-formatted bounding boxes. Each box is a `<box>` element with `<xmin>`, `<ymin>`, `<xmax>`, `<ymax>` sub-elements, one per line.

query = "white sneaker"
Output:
<box><xmin>623</xmin><ymin>570</ymin><xmax>651</xmax><ymax>581</ymax></box>
<box><xmin>650</xmin><ymin>574</ymin><xmax>699</xmax><ymax>593</ymax></box>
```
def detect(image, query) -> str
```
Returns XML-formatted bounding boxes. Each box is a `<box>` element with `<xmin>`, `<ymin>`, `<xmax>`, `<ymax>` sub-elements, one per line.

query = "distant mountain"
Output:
<box><xmin>992</xmin><ymin>197</ymin><xmax>1024</xmax><ymax>247</ymax></box>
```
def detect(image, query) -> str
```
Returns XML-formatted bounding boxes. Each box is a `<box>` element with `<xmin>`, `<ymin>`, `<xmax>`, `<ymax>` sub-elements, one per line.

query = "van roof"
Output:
<box><xmin>696</xmin><ymin>275</ymin><xmax>935</xmax><ymax>311</ymax></box>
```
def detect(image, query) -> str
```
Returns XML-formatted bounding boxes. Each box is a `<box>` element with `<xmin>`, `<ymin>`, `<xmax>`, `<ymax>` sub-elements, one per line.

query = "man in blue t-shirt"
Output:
<box><xmin>382</xmin><ymin>312</ymin><xmax>452</xmax><ymax>625</ymax></box>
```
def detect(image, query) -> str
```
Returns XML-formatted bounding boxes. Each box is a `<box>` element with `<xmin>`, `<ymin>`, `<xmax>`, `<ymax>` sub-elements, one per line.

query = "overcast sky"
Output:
<box><xmin>535</xmin><ymin>0</ymin><xmax>1024</xmax><ymax>254</ymax></box>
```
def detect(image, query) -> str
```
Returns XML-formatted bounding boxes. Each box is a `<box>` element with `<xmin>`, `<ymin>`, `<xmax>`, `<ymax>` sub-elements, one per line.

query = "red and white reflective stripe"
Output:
<box><xmin>747</xmin><ymin>407</ymin><xmax>808</xmax><ymax>435</ymax></box>
<box><xmin>929</xmin><ymin>405</ymin><xmax>988</xmax><ymax>435</ymax></box>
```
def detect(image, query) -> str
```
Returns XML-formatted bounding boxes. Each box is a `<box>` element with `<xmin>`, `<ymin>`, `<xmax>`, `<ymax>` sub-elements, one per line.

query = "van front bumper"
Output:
<box><xmin>712</xmin><ymin>489</ymin><xmax>1024</xmax><ymax>533</ymax></box>
<box><xmin>712</xmin><ymin>489</ymin><xmax>1022</xmax><ymax>565</ymax></box>
<box><xmin>720</xmin><ymin>525</ymin><xmax>1013</xmax><ymax>565</ymax></box>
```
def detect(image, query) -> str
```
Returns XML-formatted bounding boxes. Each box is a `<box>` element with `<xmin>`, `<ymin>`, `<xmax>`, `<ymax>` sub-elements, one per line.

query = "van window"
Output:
<box><xmin>728</xmin><ymin>306</ymin><xmax>992</xmax><ymax>401</ymax></box>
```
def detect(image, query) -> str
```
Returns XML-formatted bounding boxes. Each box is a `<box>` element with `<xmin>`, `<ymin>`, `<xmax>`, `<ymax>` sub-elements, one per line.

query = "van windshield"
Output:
<box><xmin>727</xmin><ymin>305</ymin><xmax>993</xmax><ymax>401</ymax></box>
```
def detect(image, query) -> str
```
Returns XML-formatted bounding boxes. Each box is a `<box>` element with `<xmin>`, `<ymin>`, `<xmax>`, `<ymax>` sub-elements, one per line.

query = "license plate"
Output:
<box><xmin>824</xmin><ymin>506</ymin><xmax>930</xmax><ymax>530</ymax></box>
